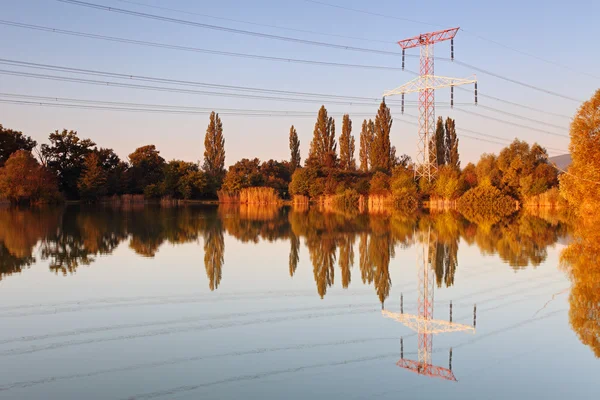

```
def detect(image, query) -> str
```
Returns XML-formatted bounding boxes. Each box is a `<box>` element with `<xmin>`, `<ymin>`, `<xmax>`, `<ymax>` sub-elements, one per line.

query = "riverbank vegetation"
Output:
<box><xmin>0</xmin><ymin>99</ymin><xmax>564</xmax><ymax>220</ymax></box>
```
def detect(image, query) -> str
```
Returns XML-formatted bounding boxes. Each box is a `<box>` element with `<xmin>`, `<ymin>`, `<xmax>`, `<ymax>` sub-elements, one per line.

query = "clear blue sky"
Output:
<box><xmin>1</xmin><ymin>0</ymin><xmax>598</xmax><ymax>165</ymax></box>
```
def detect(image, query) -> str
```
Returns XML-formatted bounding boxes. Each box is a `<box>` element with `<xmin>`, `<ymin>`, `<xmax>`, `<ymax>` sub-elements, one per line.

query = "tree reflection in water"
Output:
<box><xmin>0</xmin><ymin>205</ymin><xmax>570</xmax><ymax>301</ymax></box>
<box><xmin>561</xmin><ymin>213</ymin><xmax>600</xmax><ymax>358</ymax></box>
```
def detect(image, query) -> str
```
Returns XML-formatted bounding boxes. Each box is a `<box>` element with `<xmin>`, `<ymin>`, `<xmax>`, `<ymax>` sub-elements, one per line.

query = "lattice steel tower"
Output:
<box><xmin>383</xmin><ymin>27</ymin><xmax>477</xmax><ymax>182</ymax></box>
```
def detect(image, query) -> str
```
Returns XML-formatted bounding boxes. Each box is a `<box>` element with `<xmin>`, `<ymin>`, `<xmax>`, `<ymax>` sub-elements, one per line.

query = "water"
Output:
<box><xmin>0</xmin><ymin>205</ymin><xmax>597</xmax><ymax>399</ymax></box>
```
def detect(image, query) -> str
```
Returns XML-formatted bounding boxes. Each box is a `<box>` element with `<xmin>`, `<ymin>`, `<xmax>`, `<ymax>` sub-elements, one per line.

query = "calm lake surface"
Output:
<box><xmin>0</xmin><ymin>205</ymin><xmax>597</xmax><ymax>399</ymax></box>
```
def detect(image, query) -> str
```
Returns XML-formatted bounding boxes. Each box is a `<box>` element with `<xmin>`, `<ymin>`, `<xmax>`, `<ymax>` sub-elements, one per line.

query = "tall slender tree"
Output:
<box><xmin>339</xmin><ymin>114</ymin><xmax>356</xmax><ymax>170</ymax></box>
<box><xmin>203</xmin><ymin>111</ymin><xmax>226</xmax><ymax>184</ymax></box>
<box><xmin>445</xmin><ymin>117</ymin><xmax>460</xmax><ymax>170</ymax></box>
<box><xmin>358</xmin><ymin>119</ymin><xmax>369</xmax><ymax>172</ymax></box>
<box><xmin>289</xmin><ymin>125</ymin><xmax>301</xmax><ymax>173</ymax></box>
<box><xmin>308</xmin><ymin>106</ymin><xmax>337</xmax><ymax>167</ymax></box>
<box><xmin>371</xmin><ymin>101</ymin><xmax>393</xmax><ymax>173</ymax></box>
<box><xmin>367</xmin><ymin>119</ymin><xmax>376</xmax><ymax>170</ymax></box>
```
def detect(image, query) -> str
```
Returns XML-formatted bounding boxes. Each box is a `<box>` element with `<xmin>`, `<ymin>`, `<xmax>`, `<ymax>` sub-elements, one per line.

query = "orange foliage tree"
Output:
<box><xmin>0</xmin><ymin>150</ymin><xmax>60</xmax><ymax>204</ymax></box>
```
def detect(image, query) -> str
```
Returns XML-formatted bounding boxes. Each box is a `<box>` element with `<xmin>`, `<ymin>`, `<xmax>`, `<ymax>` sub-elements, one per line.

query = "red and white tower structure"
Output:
<box><xmin>383</xmin><ymin>27</ymin><xmax>477</xmax><ymax>182</ymax></box>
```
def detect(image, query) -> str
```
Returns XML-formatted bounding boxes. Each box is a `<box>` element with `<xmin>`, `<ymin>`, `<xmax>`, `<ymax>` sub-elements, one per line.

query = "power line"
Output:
<box><xmin>114</xmin><ymin>0</ymin><xmax>394</xmax><ymax>44</ymax></box>
<box><xmin>2</xmin><ymin>96</ymin><xmax>565</xmax><ymax>155</ymax></box>
<box><xmin>0</xmin><ymin>92</ymin><xmax>566</xmax><ymax>154</ymax></box>
<box><xmin>1</xmin><ymin>19</ymin><xmax>580</xmax><ymax>110</ymax></box>
<box><xmin>56</xmin><ymin>0</ymin><xmax>409</xmax><ymax>58</ymax></box>
<box><xmin>0</xmin><ymin>58</ymin><xmax>450</xmax><ymax>105</ymax></box>
<box><xmin>459</xmin><ymin>87</ymin><xmax>573</xmax><ymax>120</ymax></box>
<box><xmin>454</xmin><ymin>108</ymin><xmax>569</xmax><ymax>138</ymax></box>
<box><xmin>301</xmin><ymin>0</ymin><xmax>444</xmax><ymax>29</ymax></box>
<box><xmin>301</xmin><ymin>0</ymin><xmax>600</xmax><ymax>81</ymax></box>
<box><xmin>0</xmin><ymin>68</ymin><xmax>569</xmax><ymax>139</ymax></box>
<box><xmin>0</xmin><ymin>20</ymin><xmax>406</xmax><ymax>73</ymax></box>
<box><xmin>0</xmin><ymin>58</ymin><xmax>571</xmax><ymax>132</ymax></box>
<box><xmin>54</xmin><ymin>1</ymin><xmax>584</xmax><ymax>104</ymax></box>
<box><xmin>454</xmin><ymin>60</ymin><xmax>583</xmax><ymax>103</ymax></box>
<box><xmin>475</xmin><ymin>105</ymin><xmax>568</xmax><ymax>131</ymax></box>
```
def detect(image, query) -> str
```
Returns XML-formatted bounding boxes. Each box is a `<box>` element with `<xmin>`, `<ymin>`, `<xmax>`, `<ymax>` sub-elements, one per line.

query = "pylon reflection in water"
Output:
<box><xmin>382</xmin><ymin>227</ymin><xmax>476</xmax><ymax>381</ymax></box>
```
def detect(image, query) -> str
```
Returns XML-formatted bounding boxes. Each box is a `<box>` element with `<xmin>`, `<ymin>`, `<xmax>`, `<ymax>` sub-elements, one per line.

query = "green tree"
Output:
<box><xmin>221</xmin><ymin>158</ymin><xmax>263</xmax><ymax>193</ymax></box>
<box><xmin>430</xmin><ymin>116</ymin><xmax>446</xmax><ymax>167</ymax></box>
<box><xmin>161</xmin><ymin>160</ymin><xmax>206</xmax><ymax>199</ymax></box>
<box><xmin>391</xmin><ymin>166</ymin><xmax>419</xmax><ymax>210</ymax></box>
<box><xmin>78</xmin><ymin>152</ymin><xmax>108</xmax><ymax>201</ymax></box>
<box><xmin>359</xmin><ymin>119</ymin><xmax>371</xmax><ymax>172</ymax></box>
<box><xmin>128</xmin><ymin>145</ymin><xmax>165</xmax><ymax>194</ymax></box>
<box><xmin>476</xmin><ymin>153</ymin><xmax>500</xmax><ymax>187</ymax></box>
<box><xmin>41</xmin><ymin>129</ymin><xmax>95</xmax><ymax>199</ymax></box>
<box><xmin>0</xmin><ymin>150</ymin><xmax>59</xmax><ymax>204</ymax></box>
<box><xmin>289</xmin><ymin>167</ymin><xmax>316</xmax><ymax>197</ymax></box>
<box><xmin>371</xmin><ymin>101</ymin><xmax>393</xmax><ymax>172</ymax></box>
<box><xmin>260</xmin><ymin>159</ymin><xmax>291</xmax><ymax>198</ymax></box>
<box><xmin>445</xmin><ymin>117</ymin><xmax>460</xmax><ymax>170</ymax></box>
<box><xmin>289</xmin><ymin>125</ymin><xmax>301</xmax><ymax>173</ymax></box>
<box><xmin>434</xmin><ymin>165</ymin><xmax>464</xmax><ymax>199</ymax></box>
<box><xmin>307</xmin><ymin>106</ymin><xmax>336</xmax><ymax>167</ymax></box>
<box><xmin>0</xmin><ymin>125</ymin><xmax>37</xmax><ymax>167</ymax></box>
<box><xmin>203</xmin><ymin>111</ymin><xmax>226</xmax><ymax>186</ymax></box>
<box><xmin>339</xmin><ymin>114</ymin><xmax>356</xmax><ymax>170</ymax></box>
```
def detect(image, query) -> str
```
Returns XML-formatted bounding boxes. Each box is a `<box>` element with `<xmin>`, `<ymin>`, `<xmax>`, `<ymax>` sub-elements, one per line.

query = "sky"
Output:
<box><xmin>0</xmin><ymin>0</ymin><xmax>598</xmax><ymax>166</ymax></box>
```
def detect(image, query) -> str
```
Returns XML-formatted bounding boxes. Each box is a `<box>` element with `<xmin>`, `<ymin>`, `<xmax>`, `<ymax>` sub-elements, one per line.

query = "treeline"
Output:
<box><xmin>1</xmin><ymin>101</ymin><xmax>560</xmax><ymax>212</ymax></box>
<box><xmin>0</xmin><ymin>112</ymin><xmax>229</xmax><ymax>203</ymax></box>
<box><xmin>0</xmin><ymin>206</ymin><xmax>569</xmax><ymax>301</ymax></box>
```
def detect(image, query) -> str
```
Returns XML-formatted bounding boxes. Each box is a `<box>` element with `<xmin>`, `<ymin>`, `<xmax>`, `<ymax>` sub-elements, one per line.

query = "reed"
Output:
<box><xmin>239</xmin><ymin>187</ymin><xmax>280</xmax><ymax>204</ymax></box>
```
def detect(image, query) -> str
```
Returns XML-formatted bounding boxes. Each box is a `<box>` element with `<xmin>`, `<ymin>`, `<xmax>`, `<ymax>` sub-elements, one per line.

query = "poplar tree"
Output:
<box><xmin>203</xmin><ymin>112</ymin><xmax>226</xmax><ymax>182</ymax></box>
<box><xmin>445</xmin><ymin>117</ymin><xmax>460</xmax><ymax>170</ymax></box>
<box><xmin>339</xmin><ymin>114</ymin><xmax>356</xmax><ymax>170</ymax></box>
<box><xmin>289</xmin><ymin>125</ymin><xmax>301</xmax><ymax>173</ymax></box>
<box><xmin>359</xmin><ymin>119</ymin><xmax>370</xmax><ymax>172</ymax></box>
<box><xmin>308</xmin><ymin>106</ymin><xmax>336</xmax><ymax>167</ymax></box>
<box><xmin>367</xmin><ymin>119</ymin><xmax>376</xmax><ymax>169</ymax></box>
<box><xmin>371</xmin><ymin>101</ymin><xmax>393</xmax><ymax>173</ymax></box>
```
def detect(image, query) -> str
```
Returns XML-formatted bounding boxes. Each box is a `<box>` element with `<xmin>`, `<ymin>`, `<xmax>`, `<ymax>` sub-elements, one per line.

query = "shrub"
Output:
<box><xmin>369</xmin><ymin>171</ymin><xmax>390</xmax><ymax>195</ymax></box>
<box><xmin>390</xmin><ymin>167</ymin><xmax>419</xmax><ymax>212</ymax></box>
<box><xmin>458</xmin><ymin>184</ymin><xmax>517</xmax><ymax>224</ymax></box>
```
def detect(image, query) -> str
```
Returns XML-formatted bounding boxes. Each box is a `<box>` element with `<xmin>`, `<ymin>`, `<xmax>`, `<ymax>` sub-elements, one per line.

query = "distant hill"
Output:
<box><xmin>549</xmin><ymin>154</ymin><xmax>572</xmax><ymax>170</ymax></box>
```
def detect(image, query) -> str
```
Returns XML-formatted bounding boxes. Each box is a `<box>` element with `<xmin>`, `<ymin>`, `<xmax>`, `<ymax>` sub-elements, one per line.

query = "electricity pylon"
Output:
<box><xmin>382</xmin><ymin>27</ymin><xmax>477</xmax><ymax>182</ymax></box>
<box><xmin>382</xmin><ymin>227</ymin><xmax>475</xmax><ymax>381</ymax></box>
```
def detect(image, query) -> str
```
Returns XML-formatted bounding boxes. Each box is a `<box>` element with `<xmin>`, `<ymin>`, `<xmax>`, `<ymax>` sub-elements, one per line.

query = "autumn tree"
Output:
<box><xmin>339</xmin><ymin>114</ymin><xmax>356</xmax><ymax>170</ymax></box>
<box><xmin>78</xmin><ymin>152</ymin><xmax>108</xmax><ymax>201</ymax></box>
<box><xmin>41</xmin><ymin>129</ymin><xmax>95</xmax><ymax>199</ymax></box>
<box><xmin>0</xmin><ymin>125</ymin><xmax>37</xmax><ymax>167</ymax></box>
<box><xmin>560</xmin><ymin>89</ymin><xmax>600</xmax><ymax>216</ymax></box>
<box><xmin>359</xmin><ymin>119</ymin><xmax>371</xmax><ymax>172</ymax></box>
<box><xmin>307</xmin><ymin>106</ymin><xmax>336</xmax><ymax>168</ymax></box>
<box><xmin>128</xmin><ymin>145</ymin><xmax>165</xmax><ymax>194</ymax></box>
<box><xmin>203</xmin><ymin>111</ymin><xmax>226</xmax><ymax>188</ymax></box>
<box><xmin>0</xmin><ymin>150</ymin><xmax>59</xmax><ymax>204</ymax></box>
<box><xmin>221</xmin><ymin>158</ymin><xmax>263</xmax><ymax>193</ymax></box>
<box><xmin>371</xmin><ymin>101</ymin><xmax>393</xmax><ymax>173</ymax></box>
<box><xmin>445</xmin><ymin>117</ymin><xmax>460</xmax><ymax>170</ymax></box>
<box><xmin>289</xmin><ymin>125</ymin><xmax>301</xmax><ymax>173</ymax></box>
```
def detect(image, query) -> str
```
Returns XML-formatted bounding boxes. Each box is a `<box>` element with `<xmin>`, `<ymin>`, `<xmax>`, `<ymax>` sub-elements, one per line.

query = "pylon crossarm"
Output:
<box><xmin>398</xmin><ymin>27</ymin><xmax>460</xmax><ymax>49</ymax></box>
<box><xmin>383</xmin><ymin>75</ymin><xmax>477</xmax><ymax>97</ymax></box>
<box><xmin>382</xmin><ymin>310</ymin><xmax>475</xmax><ymax>334</ymax></box>
<box><xmin>396</xmin><ymin>359</ymin><xmax>457</xmax><ymax>381</ymax></box>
